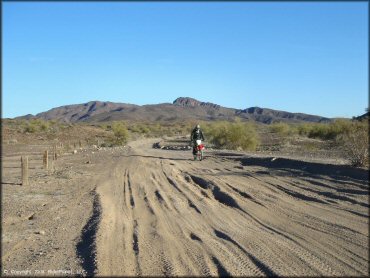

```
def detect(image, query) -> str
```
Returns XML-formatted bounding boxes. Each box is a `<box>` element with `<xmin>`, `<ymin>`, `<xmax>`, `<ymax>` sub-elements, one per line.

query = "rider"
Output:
<box><xmin>190</xmin><ymin>124</ymin><xmax>205</xmax><ymax>156</ymax></box>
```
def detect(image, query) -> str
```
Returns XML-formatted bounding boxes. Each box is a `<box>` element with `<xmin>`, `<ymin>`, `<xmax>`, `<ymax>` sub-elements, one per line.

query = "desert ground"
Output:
<box><xmin>1</xmin><ymin>137</ymin><xmax>369</xmax><ymax>276</ymax></box>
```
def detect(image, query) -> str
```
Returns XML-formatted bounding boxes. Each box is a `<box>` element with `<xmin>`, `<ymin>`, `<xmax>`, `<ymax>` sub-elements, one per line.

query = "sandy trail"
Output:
<box><xmin>93</xmin><ymin>139</ymin><xmax>368</xmax><ymax>276</ymax></box>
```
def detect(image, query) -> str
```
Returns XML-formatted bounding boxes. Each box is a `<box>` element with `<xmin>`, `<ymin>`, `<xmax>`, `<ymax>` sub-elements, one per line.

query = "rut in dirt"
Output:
<box><xmin>76</xmin><ymin>191</ymin><xmax>101</xmax><ymax>276</ymax></box>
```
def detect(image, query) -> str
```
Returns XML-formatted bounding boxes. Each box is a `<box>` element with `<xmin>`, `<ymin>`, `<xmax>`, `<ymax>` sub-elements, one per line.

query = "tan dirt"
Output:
<box><xmin>1</xmin><ymin>138</ymin><xmax>369</xmax><ymax>276</ymax></box>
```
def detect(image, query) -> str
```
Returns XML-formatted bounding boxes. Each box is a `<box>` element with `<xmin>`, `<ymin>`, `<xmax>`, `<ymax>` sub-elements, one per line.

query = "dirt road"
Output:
<box><xmin>2</xmin><ymin>138</ymin><xmax>368</xmax><ymax>276</ymax></box>
<box><xmin>92</xmin><ymin>139</ymin><xmax>369</xmax><ymax>276</ymax></box>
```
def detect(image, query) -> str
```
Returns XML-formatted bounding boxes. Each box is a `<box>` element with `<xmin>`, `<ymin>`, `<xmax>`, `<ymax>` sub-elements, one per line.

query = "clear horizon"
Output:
<box><xmin>3</xmin><ymin>2</ymin><xmax>369</xmax><ymax>119</ymax></box>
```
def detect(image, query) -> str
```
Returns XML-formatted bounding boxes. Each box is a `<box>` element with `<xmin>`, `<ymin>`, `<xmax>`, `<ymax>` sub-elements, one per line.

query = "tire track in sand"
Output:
<box><xmin>93</xmin><ymin>139</ymin><xmax>369</xmax><ymax>276</ymax></box>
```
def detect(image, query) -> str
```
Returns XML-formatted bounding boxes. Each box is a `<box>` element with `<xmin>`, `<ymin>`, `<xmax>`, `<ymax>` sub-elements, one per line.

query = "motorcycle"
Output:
<box><xmin>193</xmin><ymin>139</ymin><xmax>205</xmax><ymax>161</ymax></box>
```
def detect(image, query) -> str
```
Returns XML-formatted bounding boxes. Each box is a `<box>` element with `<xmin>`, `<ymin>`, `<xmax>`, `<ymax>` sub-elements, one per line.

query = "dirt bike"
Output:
<box><xmin>193</xmin><ymin>140</ymin><xmax>205</xmax><ymax>161</ymax></box>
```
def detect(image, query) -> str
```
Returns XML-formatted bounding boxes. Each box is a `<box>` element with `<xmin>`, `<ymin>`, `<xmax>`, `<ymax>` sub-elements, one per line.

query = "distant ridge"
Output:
<box><xmin>236</xmin><ymin>107</ymin><xmax>331</xmax><ymax>124</ymax></box>
<box><xmin>15</xmin><ymin>97</ymin><xmax>332</xmax><ymax>124</ymax></box>
<box><xmin>173</xmin><ymin>97</ymin><xmax>221</xmax><ymax>109</ymax></box>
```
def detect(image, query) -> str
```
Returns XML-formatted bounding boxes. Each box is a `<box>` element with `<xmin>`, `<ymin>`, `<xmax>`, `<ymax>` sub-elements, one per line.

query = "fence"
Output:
<box><xmin>1</xmin><ymin>139</ymin><xmax>100</xmax><ymax>185</ymax></box>
<box><xmin>2</xmin><ymin>143</ymin><xmax>63</xmax><ymax>186</ymax></box>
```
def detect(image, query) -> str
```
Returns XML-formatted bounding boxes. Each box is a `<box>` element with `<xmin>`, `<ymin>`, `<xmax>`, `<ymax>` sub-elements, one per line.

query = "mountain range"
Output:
<box><xmin>16</xmin><ymin>97</ymin><xmax>332</xmax><ymax>124</ymax></box>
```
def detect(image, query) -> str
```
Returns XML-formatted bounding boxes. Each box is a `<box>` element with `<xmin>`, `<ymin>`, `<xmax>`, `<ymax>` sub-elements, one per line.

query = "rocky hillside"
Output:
<box><xmin>16</xmin><ymin>97</ymin><xmax>332</xmax><ymax>124</ymax></box>
<box><xmin>236</xmin><ymin>107</ymin><xmax>331</xmax><ymax>124</ymax></box>
<box><xmin>173</xmin><ymin>97</ymin><xmax>221</xmax><ymax>109</ymax></box>
<box><xmin>16</xmin><ymin>101</ymin><xmax>138</xmax><ymax>123</ymax></box>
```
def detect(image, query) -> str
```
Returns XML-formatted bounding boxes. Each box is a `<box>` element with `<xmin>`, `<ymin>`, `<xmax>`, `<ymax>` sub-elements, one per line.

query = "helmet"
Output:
<box><xmin>196</xmin><ymin>124</ymin><xmax>200</xmax><ymax>129</ymax></box>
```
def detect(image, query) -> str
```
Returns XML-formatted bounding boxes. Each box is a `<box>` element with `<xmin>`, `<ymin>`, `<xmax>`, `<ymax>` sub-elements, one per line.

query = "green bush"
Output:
<box><xmin>129</xmin><ymin>123</ymin><xmax>150</xmax><ymax>134</ymax></box>
<box><xmin>205</xmin><ymin>121</ymin><xmax>259</xmax><ymax>151</ymax></box>
<box><xmin>24</xmin><ymin>123</ymin><xmax>37</xmax><ymax>133</ymax></box>
<box><xmin>39</xmin><ymin>121</ymin><xmax>50</xmax><ymax>131</ymax></box>
<box><xmin>295</xmin><ymin>119</ymin><xmax>367</xmax><ymax>167</ymax></box>
<box><xmin>307</xmin><ymin>123</ymin><xmax>331</xmax><ymax>139</ymax></box>
<box><xmin>338</xmin><ymin>120</ymin><xmax>368</xmax><ymax>167</ymax></box>
<box><xmin>329</xmin><ymin>119</ymin><xmax>352</xmax><ymax>137</ymax></box>
<box><xmin>112</xmin><ymin>122</ymin><xmax>129</xmax><ymax>145</ymax></box>
<box><xmin>269</xmin><ymin>122</ymin><xmax>292</xmax><ymax>136</ymax></box>
<box><xmin>296</xmin><ymin>119</ymin><xmax>352</xmax><ymax>140</ymax></box>
<box><xmin>23</xmin><ymin>119</ymin><xmax>51</xmax><ymax>133</ymax></box>
<box><xmin>297</xmin><ymin>123</ymin><xmax>314</xmax><ymax>136</ymax></box>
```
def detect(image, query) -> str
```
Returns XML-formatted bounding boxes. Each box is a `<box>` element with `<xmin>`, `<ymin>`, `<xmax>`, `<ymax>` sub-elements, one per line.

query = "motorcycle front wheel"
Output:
<box><xmin>198</xmin><ymin>150</ymin><xmax>203</xmax><ymax>161</ymax></box>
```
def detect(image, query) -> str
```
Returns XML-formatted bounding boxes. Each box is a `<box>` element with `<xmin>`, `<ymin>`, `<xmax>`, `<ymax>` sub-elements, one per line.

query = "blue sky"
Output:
<box><xmin>3</xmin><ymin>2</ymin><xmax>368</xmax><ymax>118</ymax></box>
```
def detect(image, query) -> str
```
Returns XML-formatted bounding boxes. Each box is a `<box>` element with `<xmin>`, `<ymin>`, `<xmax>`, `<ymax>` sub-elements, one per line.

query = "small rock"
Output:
<box><xmin>28</xmin><ymin>213</ymin><xmax>35</xmax><ymax>220</ymax></box>
<box><xmin>73</xmin><ymin>150</ymin><xmax>77</xmax><ymax>154</ymax></box>
<box><xmin>85</xmin><ymin>160</ymin><xmax>91</xmax><ymax>164</ymax></box>
<box><xmin>35</xmin><ymin>230</ymin><xmax>46</xmax><ymax>235</ymax></box>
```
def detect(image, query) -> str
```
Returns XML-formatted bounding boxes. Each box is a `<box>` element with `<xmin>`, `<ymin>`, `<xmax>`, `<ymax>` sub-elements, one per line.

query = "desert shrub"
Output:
<box><xmin>149</xmin><ymin>123</ymin><xmax>162</xmax><ymax>136</ymax></box>
<box><xmin>39</xmin><ymin>121</ymin><xmax>50</xmax><ymax>131</ymax></box>
<box><xmin>24</xmin><ymin>122</ymin><xmax>37</xmax><ymax>133</ymax></box>
<box><xmin>205</xmin><ymin>121</ymin><xmax>259</xmax><ymax>151</ymax></box>
<box><xmin>298</xmin><ymin>123</ymin><xmax>314</xmax><ymax>136</ymax></box>
<box><xmin>99</xmin><ymin>123</ymin><xmax>111</xmax><ymax>131</ymax></box>
<box><xmin>298</xmin><ymin>119</ymin><xmax>368</xmax><ymax>166</ymax></box>
<box><xmin>307</xmin><ymin>123</ymin><xmax>331</xmax><ymax>139</ymax></box>
<box><xmin>111</xmin><ymin>122</ymin><xmax>129</xmax><ymax>145</ymax></box>
<box><xmin>328</xmin><ymin>119</ymin><xmax>352</xmax><ymax>137</ymax></box>
<box><xmin>205</xmin><ymin>121</ymin><xmax>229</xmax><ymax>147</ymax></box>
<box><xmin>269</xmin><ymin>122</ymin><xmax>292</xmax><ymax>136</ymax></box>
<box><xmin>338</xmin><ymin>120</ymin><xmax>368</xmax><ymax>167</ymax></box>
<box><xmin>23</xmin><ymin>119</ymin><xmax>51</xmax><ymax>133</ymax></box>
<box><xmin>129</xmin><ymin>123</ymin><xmax>150</xmax><ymax>135</ymax></box>
<box><xmin>128</xmin><ymin>124</ymin><xmax>139</xmax><ymax>133</ymax></box>
<box><xmin>297</xmin><ymin>119</ymin><xmax>352</xmax><ymax>140</ymax></box>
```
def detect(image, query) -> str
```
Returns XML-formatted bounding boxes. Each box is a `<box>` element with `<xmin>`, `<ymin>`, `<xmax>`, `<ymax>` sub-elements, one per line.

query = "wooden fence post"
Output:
<box><xmin>21</xmin><ymin>156</ymin><xmax>29</xmax><ymax>186</ymax></box>
<box><xmin>53</xmin><ymin>145</ymin><xmax>57</xmax><ymax>160</ymax></box>
<box><xmin>59</xmin><ymin>143</ymin><xmax>63</xmax><ymax>155</ymax></box>
<box><xmin>43</xmin><ymin>150</ymin><xmax>48</xmax><ymax>169</ymax></box>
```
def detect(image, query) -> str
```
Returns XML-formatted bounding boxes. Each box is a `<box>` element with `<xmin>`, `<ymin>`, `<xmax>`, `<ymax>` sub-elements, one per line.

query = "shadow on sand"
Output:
<box><xmin>239</xmin><ymin>157</ymin><xmax>369</xmax><ymax>182</ymax></box>
<box><xmin>120</xmin><ymin>154</ymin><xmax>193</xmax><ymax>161</ymax></box>
<box><xmin>1</xmin><ymin>181</ymin><xmax>22</xmax><ymax>185</ymax></box>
